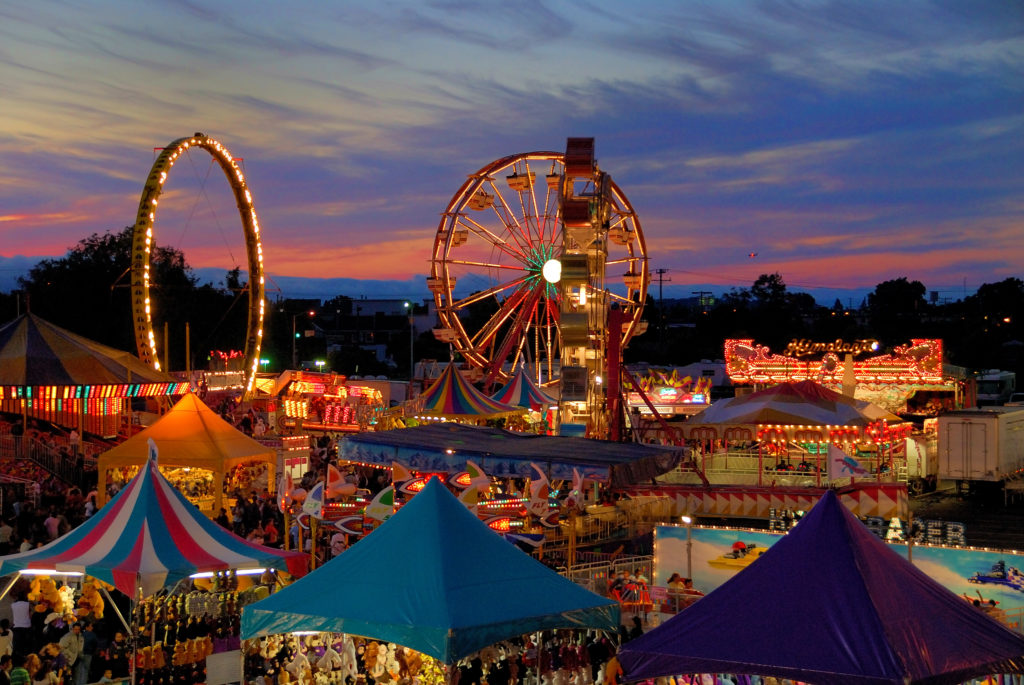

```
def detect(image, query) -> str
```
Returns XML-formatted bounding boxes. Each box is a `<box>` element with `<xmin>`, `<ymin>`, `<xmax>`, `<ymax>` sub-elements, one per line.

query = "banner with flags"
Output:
<box><xmin>828</xmin><ymin>443</ymin><xmax>869</xmax><ymax>481</ymax></box>
<box><xmin>458</xmin><ymin>486</ymin><xmax>478</xmax><ymax>515</ymax></box>
<box><xmin>392</xmin><ymin>461</ymin><xmax>414</xmax><ymax>486</ymax></box>
<box><xmin>326</xmin><ymin>464</ymin><xmax>356</xmax><ymax>498</ymax></box>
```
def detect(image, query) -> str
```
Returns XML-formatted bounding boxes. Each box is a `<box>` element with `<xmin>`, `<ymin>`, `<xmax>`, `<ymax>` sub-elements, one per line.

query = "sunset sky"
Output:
<box><xmin>1</xmin><ymin>1</ymin><xmax>1021</xmax><ymax>304</ymax></box>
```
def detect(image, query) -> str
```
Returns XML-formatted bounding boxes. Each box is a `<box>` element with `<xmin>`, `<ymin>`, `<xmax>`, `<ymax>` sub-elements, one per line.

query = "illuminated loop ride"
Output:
<box><xmin>430</xmin><ymin>139</ymin><xmax>648</xmax><ymax>435</ymax></box>
<box><xmin>131</xmin><ymin>133</ymin><xmax>266</xmax><ymax>399</ymax></box>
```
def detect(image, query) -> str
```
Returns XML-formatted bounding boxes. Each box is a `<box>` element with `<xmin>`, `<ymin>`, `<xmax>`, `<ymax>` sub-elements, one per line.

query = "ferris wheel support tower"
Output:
<box><xmin>556</xmin><ymin>138</ymin><xmax>615</xmax><ymax>437</ymax></box>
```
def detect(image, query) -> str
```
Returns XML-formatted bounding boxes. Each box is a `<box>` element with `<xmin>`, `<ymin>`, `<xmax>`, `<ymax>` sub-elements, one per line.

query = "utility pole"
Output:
<box><xmin>655</xmin><ymin>266</ymin><xmax>671</xmax><ymax>301</ymax></box>
<box><xmin>692</xmin><ymin>290</ymin><xmax>711</xmax><ymax>314</ymax></box>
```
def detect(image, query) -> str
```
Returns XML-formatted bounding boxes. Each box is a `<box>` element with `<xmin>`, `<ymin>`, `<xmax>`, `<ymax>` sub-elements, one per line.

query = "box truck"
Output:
<box><xmin>938</xmin><ymin>407</ymin><xmax>1024</xmax><ymax>494</ymax></box>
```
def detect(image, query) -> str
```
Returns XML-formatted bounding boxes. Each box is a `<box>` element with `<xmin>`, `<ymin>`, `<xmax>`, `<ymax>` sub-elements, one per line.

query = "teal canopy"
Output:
<box><xmin>241</xmin><ymin>478</ymin><xmax>619</xmax><ymax>663</ymax></box>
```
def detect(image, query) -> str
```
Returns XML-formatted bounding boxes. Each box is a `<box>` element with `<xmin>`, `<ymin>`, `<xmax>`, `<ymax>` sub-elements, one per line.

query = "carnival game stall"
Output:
<box><xmin>680</xmin><ymin>380</ymin><xmax>912</xmax><ymax>487</ymax></box>
<box><xmin>272</xmin><ymin>371</ymin><xmax>385</xmax><ymax>434</ymax></box>
<box><xmin>0</xmin><ymin>313</ymin><xmax>188</xmax><ymax>438</ymax></box>
<box><xmin>618</xmin><ymin>490</ymin><xmax>1024</xmax><ymax>684</ymax></box>
<box><xmin>241</xmin><ymin>477</ymin><xmax>618</xmax><ymax>683</ymax></box>
<box><xmin>95</xmin><ymin>393</ymin><xmax>276</xmax><ymax>514</ymax></box>
<box><xmin>0</xmin><ymin>442</ymin><xmax>307</xmax><ymax>685</ymax></box>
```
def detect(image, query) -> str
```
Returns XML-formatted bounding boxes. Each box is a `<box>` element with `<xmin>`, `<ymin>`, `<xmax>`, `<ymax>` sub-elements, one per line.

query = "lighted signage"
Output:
<box><xmin>784</xmin><ymin>338</ymin><xmax>880</xmax><ymax>358</ymax></box>
<box><xmin>725</xmin><ymin>338</ymin><xmax>944</xmax><ymax>385</ymax></box>
<box><xmin>623</xmin><ymin>368</ymin><xmax>712</xmax><ymax>416</ymax></box>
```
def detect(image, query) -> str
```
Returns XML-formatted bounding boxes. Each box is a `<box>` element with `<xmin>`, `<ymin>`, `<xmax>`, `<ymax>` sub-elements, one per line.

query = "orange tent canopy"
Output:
<box><xmin>97</xmin><ymin>392</ymin><xmax>275</xmax><ymax>513</ymax></box>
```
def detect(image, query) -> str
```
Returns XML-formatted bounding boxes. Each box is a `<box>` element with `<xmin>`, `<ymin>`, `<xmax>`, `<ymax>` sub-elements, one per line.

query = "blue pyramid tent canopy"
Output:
<box><xmin>241</xmin><ymin>478</ymin><xmax>618</xmax><ymax>663</ymax></box>
<box><xmin>618</xmin><ymin>490</ymin><xmax>1024</xmax><ymax>685</ymax></box>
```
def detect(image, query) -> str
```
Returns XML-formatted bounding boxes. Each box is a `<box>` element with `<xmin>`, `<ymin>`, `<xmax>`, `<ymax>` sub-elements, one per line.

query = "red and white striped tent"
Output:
<box><xmin>0</xmin><ymin>443</ymin><xmax>307</xmax><ymax>596</ymax></box>
<box><xmin>685</xmin><ymin>380</ymin><xmax>904</xmax><ymax>442</ymax></box>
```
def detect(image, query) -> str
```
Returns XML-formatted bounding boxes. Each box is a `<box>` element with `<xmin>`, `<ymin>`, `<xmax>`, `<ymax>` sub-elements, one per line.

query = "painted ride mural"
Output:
<box><xmin>654</xmin><ymin>525</ymin><xmax>1024</xmax><ymax>612</ymax></box>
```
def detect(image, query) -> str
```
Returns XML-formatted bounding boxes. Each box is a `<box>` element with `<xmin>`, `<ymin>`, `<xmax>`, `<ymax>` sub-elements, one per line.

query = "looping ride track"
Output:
<box><xmin>130</xmin><ymin>133</ymin><xmax>266</xmax><ymax>399</ymax></box>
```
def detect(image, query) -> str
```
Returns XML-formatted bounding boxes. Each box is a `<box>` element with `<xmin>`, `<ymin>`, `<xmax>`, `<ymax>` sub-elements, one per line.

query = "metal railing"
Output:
<box><xmin>0</xmin><ymin>434</ymin><xmax>93</xmax><ymax>487</ymax></box>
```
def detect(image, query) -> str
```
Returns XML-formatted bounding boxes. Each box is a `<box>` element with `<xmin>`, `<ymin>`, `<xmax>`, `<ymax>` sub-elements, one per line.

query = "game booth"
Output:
<box><xmin>0</xmin><ymin>444</ymin><xmax>307</xmax><ymax>685</ymax></box>
<box><xmin>0</xmin><ymin>313</ymin><xmax>190</xmax><ymax>439</ymax></box>
<box><xmin>95</xmin><ymin>393</ymin><xmax>277</xmax><ymax>515</ymax></box>
<box><xmin>240</xmin><ymin>478</ymin><xmax>619</xmax><ymax>684</ymax></box>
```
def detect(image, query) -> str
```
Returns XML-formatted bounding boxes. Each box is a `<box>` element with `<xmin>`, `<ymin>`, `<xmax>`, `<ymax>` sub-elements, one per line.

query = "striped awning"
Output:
<box><xmin>0</xmin><ymin>448</ymin><xmax>307</xmax><ymax>596</ymax></box>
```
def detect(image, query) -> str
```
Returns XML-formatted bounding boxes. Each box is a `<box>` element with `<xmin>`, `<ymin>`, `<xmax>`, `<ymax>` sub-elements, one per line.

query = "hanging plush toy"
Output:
<box><xmin>76</xmin><ymin>582</ymin><xmax>105</xmax><ymax>620</ymax></box>
<box><xmin>29</xmin><ymin>577</ymin><xmax>62</xmax><ymax>614</ymax></box>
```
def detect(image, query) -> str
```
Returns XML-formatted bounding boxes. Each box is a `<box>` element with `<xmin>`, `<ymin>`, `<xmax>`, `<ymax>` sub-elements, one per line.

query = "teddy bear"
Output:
<box><xmin>28</xmin><ymin>576</ymin><xmax>62</xmax><ymax>614</ymax></box>
<box><xmin>76</xmin><ymin>581</ymin><xmax>105</xmax><ymax>620</ymax></box>
<box><xmin>138</xmin><ymin>646</ymin><xmax>152</xmax><ymax>672</ymax></box>
<box><xmin>150</xmin><ymin>642</ymin><xmax>166</xmax><ymax>670</ymax></box>
<box><xmin>361</xmin><ymin>641</ymin><xmax>380</xmax><ymax>675</ymax></box>
<box><xmin>172</xmin><ymin>641</ymin><xmax>190</xmax><ymax>667</ymax></box>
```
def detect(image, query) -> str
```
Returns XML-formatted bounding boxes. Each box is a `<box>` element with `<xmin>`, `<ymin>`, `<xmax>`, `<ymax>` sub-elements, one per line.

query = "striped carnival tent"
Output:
<box><xmin>489</xmin><ymin>366</ymin><xmax>556</xmax><ymax>411</ymax></box>
<box><xmin>0</xmin><ymin>313</ymin><xmax>170</xmax><ymax>387</ymax></box>
<box><xmin>417</xmin><ymin>364</ymin><xmax>524</xmax><ymax>421</ymax></box>
<box><xmin>685</xmin><ymin>380</ymin><xmax>903</xmax><ymax>440</ymax></box>
<box><xmin>0</xmin><ymin>441</ymin><xmax>307</xmax><ymax>596</ymax></box>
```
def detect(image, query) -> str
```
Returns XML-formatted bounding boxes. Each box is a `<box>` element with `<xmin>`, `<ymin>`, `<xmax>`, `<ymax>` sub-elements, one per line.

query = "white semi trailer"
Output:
<box><xmin>938</xmin><ymin>407</ymin><xmax>1024</xmax><ymax>494</ymax></box>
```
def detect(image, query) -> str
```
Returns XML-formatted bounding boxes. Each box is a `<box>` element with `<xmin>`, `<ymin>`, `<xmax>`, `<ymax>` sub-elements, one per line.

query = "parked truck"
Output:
<box><xmin>938</xmin><ymin>407</ymin><xmax>1024</xmax><ymax>495</ymax></box>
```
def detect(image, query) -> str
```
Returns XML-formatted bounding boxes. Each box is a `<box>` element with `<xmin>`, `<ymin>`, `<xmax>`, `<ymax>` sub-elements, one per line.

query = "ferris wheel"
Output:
<box><xmin>429</xmin><ymin>150</ymin><xmax>648</xmax><ymax>388</ymax></box>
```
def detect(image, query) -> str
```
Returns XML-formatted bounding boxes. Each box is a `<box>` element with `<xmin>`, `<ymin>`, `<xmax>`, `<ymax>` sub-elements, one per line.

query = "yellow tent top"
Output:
<box><xmin>96</xmin><ymin>392</ymin><xmax>275</xmax><ymax>512</ymax></box>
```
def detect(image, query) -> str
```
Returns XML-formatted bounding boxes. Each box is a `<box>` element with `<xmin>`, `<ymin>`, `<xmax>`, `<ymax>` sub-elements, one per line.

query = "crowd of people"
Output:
<box><xmin>0</xmin><ymin>587</ymin><xmax>129</xmax><ymax>685</ymax></box>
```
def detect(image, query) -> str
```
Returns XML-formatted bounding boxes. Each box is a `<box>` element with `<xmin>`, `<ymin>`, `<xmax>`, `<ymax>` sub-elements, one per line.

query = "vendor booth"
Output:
<box><xmin>96</xmin><ymin>392</ymin><xmax>276</xmax><ymax>514</ymax></box>
<box><xmin>618</xmin><ymin>490</ymin><xmax>1024</xmax><ymax>684</ymax></box>
<box><xmin>0</xmin><ymin>443</ymin><xmax>307</xmax><ymax>685</ymax></box>
<box><xmin>242</xmin><ymin>477</ymin><xmax>618</xmax><ymax>665</ymax></box>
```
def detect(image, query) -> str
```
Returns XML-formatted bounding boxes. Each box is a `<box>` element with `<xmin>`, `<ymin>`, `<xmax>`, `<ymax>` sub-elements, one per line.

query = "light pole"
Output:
<box><xmin>682</xmin><ymin>514</ymin><xmax>693</xmax><ymax>579</ymax></box>
<box><xmin>291</xmin><ymin>310</ymin><xmax>315</xmax><ymax>370</ymax></box>
<box><xmin>404</xmin><ymin>302</ymin><xmax>414</xmax><ymax>384</ymax></box>
<box><xmin>291</xmin><ymin>314</ymin><xmax>298</xmax><ymax>369</ymax></box>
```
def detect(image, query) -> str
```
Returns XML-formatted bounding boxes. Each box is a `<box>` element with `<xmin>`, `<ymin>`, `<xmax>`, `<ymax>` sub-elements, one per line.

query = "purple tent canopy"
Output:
<box><xmin>618</xmin><ymin>490</ymin><xmax>1024</xmax><ymax>685</ymax></box>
